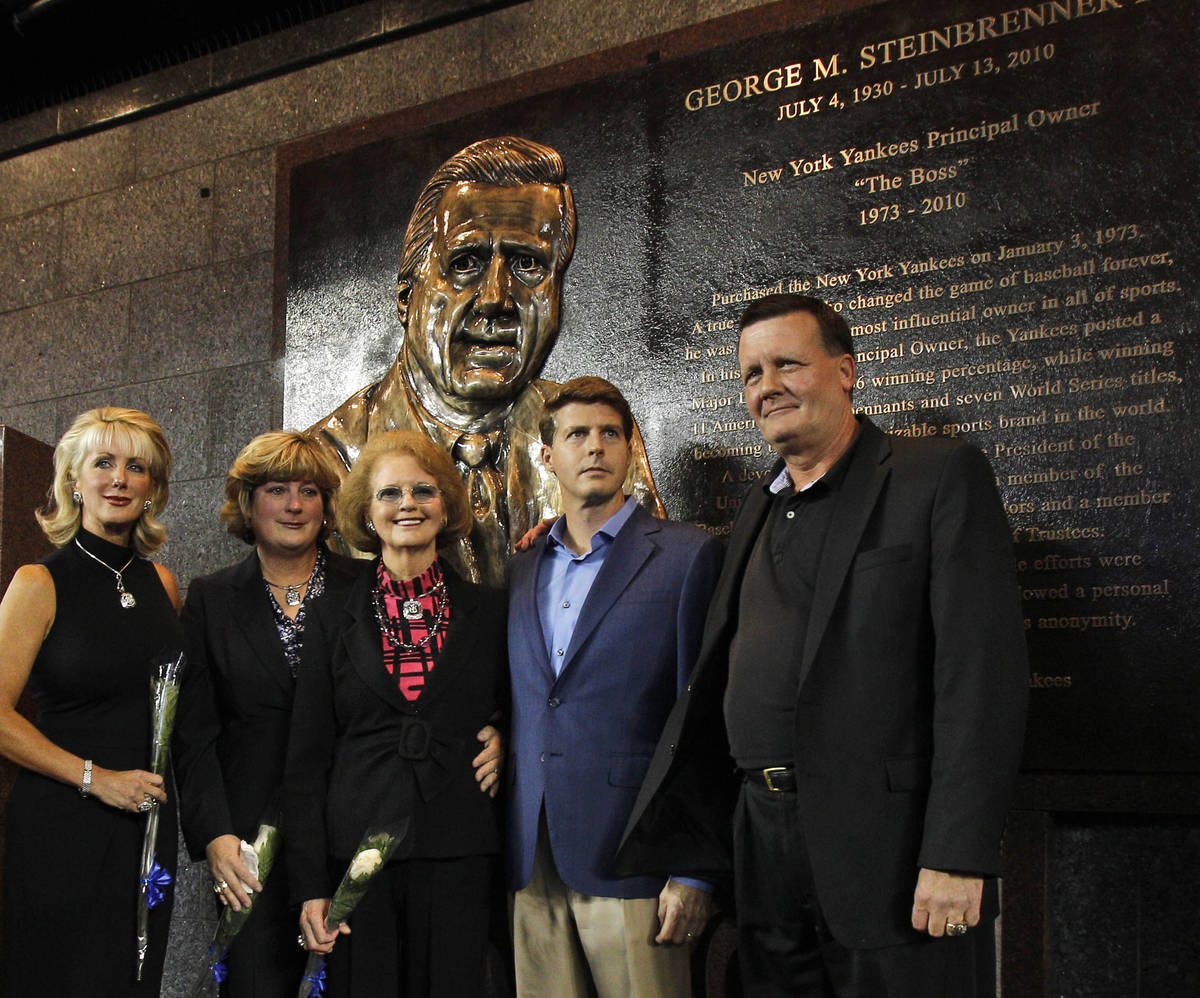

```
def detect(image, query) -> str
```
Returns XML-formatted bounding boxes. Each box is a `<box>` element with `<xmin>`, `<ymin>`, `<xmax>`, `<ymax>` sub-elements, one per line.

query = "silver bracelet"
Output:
<box><xmin>79</xmin><ymin>758</ymin><xmax>93</xmax><ymax>798</ymax></box>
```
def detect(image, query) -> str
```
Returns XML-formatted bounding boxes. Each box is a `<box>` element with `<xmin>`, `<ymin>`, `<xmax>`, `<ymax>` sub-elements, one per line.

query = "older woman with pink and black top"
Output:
<box><xmin>285</xmin><ymin>430</ymin><xmax>506</xmax><ymax>996</ymax></box>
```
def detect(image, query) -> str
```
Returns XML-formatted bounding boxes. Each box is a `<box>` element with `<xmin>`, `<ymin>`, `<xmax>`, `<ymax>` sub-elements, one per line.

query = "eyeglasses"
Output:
<box><xmin>374</xmin><ymin>484</ymin><xmax>441</xmax><ymax>505</ymax></box>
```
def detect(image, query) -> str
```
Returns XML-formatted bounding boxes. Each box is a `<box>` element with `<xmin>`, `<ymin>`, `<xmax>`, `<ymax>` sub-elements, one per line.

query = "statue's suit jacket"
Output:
<box><xmin>618</xmin><ymin>418</ymin><xmax>1029</xmax><ymax>947</ymax></box>
<box><xmin>309</xmin><ymin>363</ymin><xmax>663</xmax><ymax>586</ymax></box>
<box><xmin>506</xmin><ymin>504</ymin><xmax>723</xmax><ymax>899</ymax></box>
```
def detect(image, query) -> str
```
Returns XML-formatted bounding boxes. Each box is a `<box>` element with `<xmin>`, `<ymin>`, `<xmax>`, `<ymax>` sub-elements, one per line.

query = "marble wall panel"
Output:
<box><xmin>0</xmin><ymin>288</ymin><xmax>132</xmax><ymax>407</ymax></box>
<box><xmin>1050</xmin><ymin>817</ymin><xmax>1200</xmax><ymax>996</ymax></box>
<box><xmin>60</xmin><ymin>59</ymin><xmax>214</xmax><ymax>137</ymax></box>
<box><xmin>1133</xmin><ymin>821</ymin><xmax>1200</xmax><ymax>994</ymax></box>
<box><xmin>0</xmin><ymin>401</ymin><xmax>58</xmax><ymax>447</ymax></box>
<box><xmin>127</xmin><ymin>254</ymin><xmax>275</xmax><ymax>379</ymax></box>
<box><xmin>202</xmin><ymin>360</ymin><xmax>283</xmax><ymax>480</ymax></box>
<box><xmin>381</xmin><ymin>0</ymin><xmax>492</xmax><ymax>31</ymax></box>
<box><xmin>161</xmin><ymin>895</ymin><xmax>217</xmax><ymax>998</ymax></box>
<box><xmin>478</xmin><ymin>0</ymin><xmax>763</xmax><ymax>81</ymax></box>
<box><xmin>0</xmin><ymin>207</ymin><xmax>62</xmax><ymax>313</ymax></box>
<box><xmin>212</xmin><ymin>151</ymin><xmax>277</xmax><ymax>262</ymax></box>
<box><xmin>0</xmin><ymin>128</ymin><xmax>135</xmax><ymax>220</ymax></box>
<box><xmin>0</xmin><ymin>107</ymin><xmax>59</xmax><ymax>164</ymax></box>
<box><xmin>60</xmin><ymin>164</ymin><xmax>215</xmax><ymax>296</ymax></box>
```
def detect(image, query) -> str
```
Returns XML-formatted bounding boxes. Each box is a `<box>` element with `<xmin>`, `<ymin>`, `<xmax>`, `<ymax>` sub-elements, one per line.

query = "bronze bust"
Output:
<box><xmin>309</xmin><ymin>136</ymin><xmax>662</xmax><ymax>585</ymax></box>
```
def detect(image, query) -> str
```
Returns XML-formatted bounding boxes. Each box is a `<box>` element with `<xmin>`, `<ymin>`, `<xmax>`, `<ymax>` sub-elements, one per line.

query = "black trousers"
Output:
<box><xmin>733</xmin><ymin>780</ymin><xmax>995</xmax><ymax>998</ymax></box>
<box><xmin>326</xmin><ymin>854</ymin><xmax>493</xmax><ymax>997</ymax></box>
<box><xmin>217</xmin><ymin>862</ymin><xmax>307</xmax><ymax>998</ymax></box>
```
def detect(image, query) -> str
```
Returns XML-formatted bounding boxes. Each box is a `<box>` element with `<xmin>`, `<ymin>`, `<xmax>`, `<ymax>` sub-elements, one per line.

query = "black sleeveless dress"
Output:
<box><xmin>1</xmin><ymin>529</ymin><xmax>184</xmax><ymax>997</ymax></box>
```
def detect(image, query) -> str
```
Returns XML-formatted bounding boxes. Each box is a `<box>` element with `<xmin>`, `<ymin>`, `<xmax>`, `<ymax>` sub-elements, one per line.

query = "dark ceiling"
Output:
<box><xmin>0</xmin><ymin>0</ymin><xmax>370</xmax><ymax>123</ymax></box>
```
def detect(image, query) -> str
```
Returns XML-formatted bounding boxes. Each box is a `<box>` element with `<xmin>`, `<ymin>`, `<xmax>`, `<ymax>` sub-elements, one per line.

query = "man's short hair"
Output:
<box><xmin>397</xmin><ymin>136</ymin><xmax>577</xmax><ymax>308</ymax></box>
<box><xmin>740</xmin><ymin>293</ymin><xmax>854</xmax><ymax>359</ymax></box>
<box><xmin>539</xmin><ymin>377</ymin><xmax>634</xmax><ymax>446</ymax></box>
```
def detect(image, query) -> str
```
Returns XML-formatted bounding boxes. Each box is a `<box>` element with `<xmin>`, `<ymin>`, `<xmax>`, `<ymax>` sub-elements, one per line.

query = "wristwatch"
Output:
<box><xmin>79</xmin><ymin>758</ymin><xmax>93</xmax><ymax>798</ymax></box>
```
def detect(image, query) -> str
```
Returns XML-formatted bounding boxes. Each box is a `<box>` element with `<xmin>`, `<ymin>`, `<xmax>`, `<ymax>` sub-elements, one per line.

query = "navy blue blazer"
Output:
<box><xmin>506</xmin><ymin>503</ymin><xmax>723</xmax><ymax>899</ymax></box>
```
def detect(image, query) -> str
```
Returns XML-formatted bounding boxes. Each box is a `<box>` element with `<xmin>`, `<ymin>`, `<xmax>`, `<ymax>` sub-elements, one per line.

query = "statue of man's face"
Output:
<box><xmin>400</xmin><ymin>180</ymin><xmax>569</xmax><ymax>420</ymax></box>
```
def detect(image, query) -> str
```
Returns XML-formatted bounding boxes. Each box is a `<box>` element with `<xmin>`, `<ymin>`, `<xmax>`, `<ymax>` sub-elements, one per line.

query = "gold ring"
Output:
<box><xmin>946</xmin><ymin>921</ymin><xmax>968</xmax><ymax>936</ymax></box>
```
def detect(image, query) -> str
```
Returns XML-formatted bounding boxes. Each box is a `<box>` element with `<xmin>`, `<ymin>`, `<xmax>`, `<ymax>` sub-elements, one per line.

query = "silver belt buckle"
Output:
<box><xmin>762</xmin><ymin>766</ymin><xmax>789</xmax><ymax>792</ymax></box>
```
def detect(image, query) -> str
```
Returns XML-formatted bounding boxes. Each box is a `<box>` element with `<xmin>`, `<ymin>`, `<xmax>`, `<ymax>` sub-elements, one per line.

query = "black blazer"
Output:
<box><xmin>284</xmin><ymin>560</ymin><xmax>508</xmax><ymax>904</ymax></box>
<box><xmin>618</xmin><ymin>418</ymin><xmax>1029</xmax><ymax>947</ymax></box>
<box><xmin>174</xmin><ymin>550</ymin><xmax>366</xmax><ymax>856</ymax></box>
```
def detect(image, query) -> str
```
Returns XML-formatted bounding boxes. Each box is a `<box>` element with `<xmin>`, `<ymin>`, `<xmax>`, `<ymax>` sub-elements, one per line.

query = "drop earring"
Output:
<box><xmin>72</xmin><ymin>489</ymin><xmax>82</xmax><ymax>505</ymax></box>
<box><xmin>366</xmin><ymin>520</ymin><xmax>376</xmax><ymax>534</ymax></box>
<box><xmin>143</xmin><ymin>500</ymin><xmax>152</xmax><ymax>512</ymax></box>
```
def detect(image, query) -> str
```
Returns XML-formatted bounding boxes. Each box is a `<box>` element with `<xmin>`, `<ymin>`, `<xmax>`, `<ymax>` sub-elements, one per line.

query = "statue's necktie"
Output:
<box><xmin>453</xmin><ymin>432</ymin><xmax>508</xmax><ymax>583</ymax></box>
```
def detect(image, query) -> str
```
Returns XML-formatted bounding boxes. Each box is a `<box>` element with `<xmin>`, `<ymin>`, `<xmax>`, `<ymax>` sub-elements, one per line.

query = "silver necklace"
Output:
<box><xmin>371</xmin><ymin>579</ymin><xmax>447</xmax><ymax>652</ymax></box>
<box><xmin>263</xmin><ymin>563</ymin><xmax>317</xmax><ymax>607</ymax></box>
<box><xmin>74</xmin><ymin>538</ymin><xmax>137</xmax><ymax>609</ymax></box>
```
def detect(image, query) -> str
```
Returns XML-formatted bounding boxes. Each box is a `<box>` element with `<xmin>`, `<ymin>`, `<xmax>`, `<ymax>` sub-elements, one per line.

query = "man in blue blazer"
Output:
<box><xmin>506</xmin><ymin>377</ymin><xmax>724</xmax><ymax>997</ymax></box>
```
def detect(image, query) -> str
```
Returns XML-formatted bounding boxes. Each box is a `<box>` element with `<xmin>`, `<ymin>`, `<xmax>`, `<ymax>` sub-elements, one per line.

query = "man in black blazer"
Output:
<box><xmin>618</xmin><ymin>294</ymin><xmax>1028</xmax><ymax>996</ymax></box>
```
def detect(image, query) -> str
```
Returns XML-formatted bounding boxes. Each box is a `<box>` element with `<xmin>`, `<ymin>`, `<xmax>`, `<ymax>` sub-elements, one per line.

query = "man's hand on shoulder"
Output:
<box><xmin>655</xmin><ymin>879</ymin><xmax>715</xmax><ymax>945</ymax></box>
<box><xmin>514</xmin><ymin>517</ymin><xmax>555</xmax><ymax>552</ymax></box>
<box><xmin>910</xmin><ymin>867</ymin><xmax>983</xmax><ymax>937</ymax></box>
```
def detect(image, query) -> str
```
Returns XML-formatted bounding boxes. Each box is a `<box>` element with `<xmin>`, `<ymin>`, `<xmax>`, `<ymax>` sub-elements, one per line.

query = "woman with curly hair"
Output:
<box><xmin>287</xmin><ymin>430</ymin><xmax>507</xmax><ymax>996</ymax></box>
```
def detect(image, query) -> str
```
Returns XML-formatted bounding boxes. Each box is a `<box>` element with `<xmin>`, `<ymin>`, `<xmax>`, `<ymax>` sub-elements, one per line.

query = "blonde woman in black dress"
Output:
<box><xmin>0</xmin><ymin>407</ymin><xmax>183</xmax><ymax>996</ymax></box>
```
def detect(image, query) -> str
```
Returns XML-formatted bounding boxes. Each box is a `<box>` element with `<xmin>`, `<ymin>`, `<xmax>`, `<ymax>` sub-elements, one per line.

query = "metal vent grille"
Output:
<box><xmin>0</xmin><ymin>0</ymin><xmax>371</xmax><ymax>123</ymax></box>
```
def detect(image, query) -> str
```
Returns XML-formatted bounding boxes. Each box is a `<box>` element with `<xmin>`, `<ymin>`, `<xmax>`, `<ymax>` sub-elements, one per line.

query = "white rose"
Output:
<box><xmin>252</xmin><ymin>825</ymin><xmax>276</xmax><ymax>855</ymax></box>
<box><xmin>349</xmin><ymin>847</ymin><xmax>383</xmax><ymax>880</ymax></box>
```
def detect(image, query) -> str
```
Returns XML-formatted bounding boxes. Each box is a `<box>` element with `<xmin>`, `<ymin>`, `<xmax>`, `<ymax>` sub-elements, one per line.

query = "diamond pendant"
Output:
<box><xmin>120</xmin><ymin>591</ymin><xmax>137</xmax><ymax>610</ymax></box>
<box><xmin>285</xmin><ymin>586</ymin><xmax>302</xmax><ymax>607</ymax></box>
<box><xmin>402</xmin><ymin>598</ymin><xmax>423</xmax><ymax>620</ymax></box>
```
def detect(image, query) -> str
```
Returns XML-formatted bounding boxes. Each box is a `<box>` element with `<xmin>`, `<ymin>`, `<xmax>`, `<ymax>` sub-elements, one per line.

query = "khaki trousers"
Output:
<box><xmin>512</xmin><ymin>819</ymin><xmax>691</xmax><ymax>998</ymax></box>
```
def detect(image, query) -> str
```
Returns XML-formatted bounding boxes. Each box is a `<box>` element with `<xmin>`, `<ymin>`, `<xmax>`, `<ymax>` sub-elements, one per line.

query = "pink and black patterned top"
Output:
<box><xmin>372</xmin><ymin>558</ymin><xmax>450</xmax><ymax>702</ymax></box>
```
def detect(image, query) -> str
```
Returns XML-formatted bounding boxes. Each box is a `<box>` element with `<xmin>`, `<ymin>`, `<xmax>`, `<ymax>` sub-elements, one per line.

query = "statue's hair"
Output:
<box><xmin>396</xmin><ymin>136</ymin><xmax>576</xmax><ymax>311</ymax></box>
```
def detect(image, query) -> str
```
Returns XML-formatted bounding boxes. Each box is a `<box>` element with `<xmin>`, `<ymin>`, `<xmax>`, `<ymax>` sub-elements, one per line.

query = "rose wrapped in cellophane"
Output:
<box><xmin>189</xmin><ymin>819</ymin><xmax>283</xmax><ymax>997</ymax></box>
<box><xmin>296</xmin><ymin>822</ymin><xmax>406</xmax><ymax>998</ymax></box>
<box><xmin>136</xmin><ymin>651</ymin><xmax>185</xmax><ymax>981</ymax></box>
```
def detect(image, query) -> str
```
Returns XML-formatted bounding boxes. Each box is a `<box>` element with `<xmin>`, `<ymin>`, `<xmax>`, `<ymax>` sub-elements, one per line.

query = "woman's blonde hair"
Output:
<box><xmin>37</xmin><ymin>407</ymin><xmax>172</xmax><ymax>556</ymax></box>
<box><xmin>336</xmin><ymin>431</ymin><xmax>472</xmax><ymax>554</ymax></box>
<box><xmin>220</xmin><ymin>431</ymin><xmax>343</xmax><ymax>544</ymax></box>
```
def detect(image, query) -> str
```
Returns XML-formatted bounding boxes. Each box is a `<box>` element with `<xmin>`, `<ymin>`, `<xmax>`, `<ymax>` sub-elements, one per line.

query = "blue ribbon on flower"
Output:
<box><xmin>209</xmin><ymin>959</ymin><xmax>227</xmax><ymax>984</ymax></box>
<box><xmin>302</xmin><ymin>963</ymin><xmax>327</xmax><ymax>996</ymax></box>
<box><xmin>140</xmin><ymin>861</ymin><xmax>173</xmax><ymax>909</ymax></box>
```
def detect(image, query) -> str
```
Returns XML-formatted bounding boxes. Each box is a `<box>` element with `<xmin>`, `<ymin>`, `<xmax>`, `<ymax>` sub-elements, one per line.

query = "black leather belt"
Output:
<box><xmin>742</xmin><ymin>766</ymin><xmax>796</xmax><ymax>792</ymax></box>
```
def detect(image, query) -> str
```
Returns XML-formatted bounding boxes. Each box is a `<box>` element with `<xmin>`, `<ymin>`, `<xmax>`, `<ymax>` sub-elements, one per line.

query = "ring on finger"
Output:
<box><xmin>946</xmin><ymin>921</ymin><xmax>969</xmax><ymax>937</ymax></box>
<box><xmin>136</xmin><ymin>798</ymin><xmax>154</xmax><ymax>813</ymax></box>
<box><xmin>297</xmin><ymin>933</ymin><xmax>306</xmax><ymax>949</ymax></box>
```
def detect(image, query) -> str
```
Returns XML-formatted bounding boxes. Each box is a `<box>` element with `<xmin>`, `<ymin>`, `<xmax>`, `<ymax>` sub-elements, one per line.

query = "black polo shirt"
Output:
<box><xmin>724</xmin><ymin>433</ymin><xmax>861</xmax><ymax>769</ymax></box>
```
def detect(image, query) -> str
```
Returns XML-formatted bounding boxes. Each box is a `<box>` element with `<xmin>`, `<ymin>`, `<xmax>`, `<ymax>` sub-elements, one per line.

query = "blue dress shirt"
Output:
<box><xmin>537</xmin><ymin>496</ymin><xmax>637</xmax><ymax>674</ymax></box>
